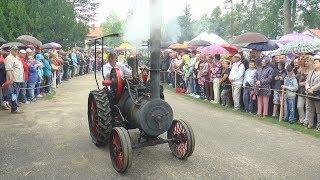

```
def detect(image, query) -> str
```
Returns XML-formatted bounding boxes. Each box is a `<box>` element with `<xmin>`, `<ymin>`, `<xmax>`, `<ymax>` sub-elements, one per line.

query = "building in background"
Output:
<box><xmin>302</xmin><ymin>29</ymin><xmax>320</xmax><ymax>39</ymax></box>
<box><xmin>85</xmin><ymin>24</ymin><xmax>103</xmax><ymax>50</ymax></box>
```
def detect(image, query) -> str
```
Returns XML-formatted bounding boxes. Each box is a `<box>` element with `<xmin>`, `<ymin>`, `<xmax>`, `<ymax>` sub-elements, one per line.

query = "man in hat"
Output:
<box><xmin>229</xmin><ymin>53</ymin><xmax>245</xmax><ymax>110</ymax></box>
<box><xmin>18</xmin><ymin>49</ymin><xmax>29</xmax><ymax>104</ymax></box>
<box><xmin>5</xmin><ymin>46</ymin><xmax>24</xmax><ymax>113</ymax></box>
<box><xmin>102</xmin><ymin>51</ymin><xmax>132</xmax><ymax>80</ymax></box>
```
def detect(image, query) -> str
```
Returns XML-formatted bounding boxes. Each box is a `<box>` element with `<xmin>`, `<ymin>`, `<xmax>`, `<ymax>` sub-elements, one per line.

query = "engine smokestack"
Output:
<box><xmin>149</xmin><ymin>0</ymin><xmax>162</xmax><ymax>99</ymax></box>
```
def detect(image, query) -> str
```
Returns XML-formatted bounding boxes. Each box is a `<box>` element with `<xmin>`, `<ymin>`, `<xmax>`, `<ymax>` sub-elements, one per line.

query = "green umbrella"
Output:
<box><xmin>277</xmin><ymin>40</ymin><xmax>320</xmax><ymax>54</ymax></box>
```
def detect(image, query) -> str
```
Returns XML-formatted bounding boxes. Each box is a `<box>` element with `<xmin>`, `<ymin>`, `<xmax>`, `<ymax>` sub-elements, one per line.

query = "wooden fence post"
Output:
<box><xmin>279</xmin><ymin>88</ymin><xmax>285</xmax><ymax>122</ymax></box>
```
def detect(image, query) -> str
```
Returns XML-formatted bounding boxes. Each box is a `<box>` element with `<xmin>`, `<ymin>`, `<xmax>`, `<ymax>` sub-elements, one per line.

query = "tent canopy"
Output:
<box><xmin>190</xmin><ymin>32</ymin><xmax>228</xmax><ymax>45</ymax></box>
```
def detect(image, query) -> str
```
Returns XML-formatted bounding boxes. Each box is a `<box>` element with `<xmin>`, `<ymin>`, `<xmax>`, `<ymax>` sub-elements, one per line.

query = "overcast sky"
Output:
<box><xmin>95</xmin><ymin>0</ymin><xmax>227</xmax><ymax>25</ymax></box>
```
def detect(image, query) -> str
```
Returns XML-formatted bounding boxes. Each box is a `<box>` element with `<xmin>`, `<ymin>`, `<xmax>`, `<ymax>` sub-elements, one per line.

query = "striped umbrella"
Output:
<box><xmin>277</xmin><ymin>40</ymin><xmax>320</xmax><ymax>54</ymax></box>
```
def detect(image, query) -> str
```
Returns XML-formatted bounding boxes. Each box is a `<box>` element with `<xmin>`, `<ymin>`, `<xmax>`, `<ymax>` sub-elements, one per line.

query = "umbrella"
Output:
<box><xmin>73</xmin><ymin>46</ymin><xmax>84</xmax><ymax>51</ymax></box>
<box><xmin>233</xmin><ymin>32</ymin><xmax>268</xmax><ymax>44</ymax></box>
<box><xmin>245</xmin><ymin>41</ymin><xmax>279</xmax><ymax>51</ymax></box>
<box><xmin>168</xmin><ymin>43</ymin><xmax>187</xmax><ymax>50</ymax></box>
<box><xmin>41</xmin><ymin>42</ymin><xmax>62</xmax><ymax>49</ymax></box>
<box><xmin>0</xmin><ymin>42</ymin><xmax>26</xmax><ymax>50</ymax></box>
<box><xmin>118</xmin><ymin>42</ymin><xmax>133</xmax><ymax>50</ymax></box>
<box><xmin>17</xmin><ymin>35</ymin><xmax>42</xmax><ymax>47</ymax></box>
<box><xmin>219</xmin><ymin>44</ymin><xmax>238</xmax><ymax>55</ymax></box>
<box><xmin>277</xmin><ymin>33</ymin><xmax>314</xmax><ymax>44</ymax></box>
<box><xmin>277</xmin><ymin>40</ymin><xmax>320</xmax><ymax>54</ymax></box>
<box><xmin>187</xmin><ymin>39</ymin><xmax>211</xmax><ymax>47</ymax></box>
<box><xmin>49</xmin><ymin>42</ymin><xmax>62</xmax><ymax>49</ymax></box>
<box><xmin>0</xmin><ymin>37</ymin><xmax>6</xmax><ymax>43</ymax></box>
<box><xmin>200</xmin><ymin>45</ymin><xmax>229</xmax><ymax>55</ymax></box>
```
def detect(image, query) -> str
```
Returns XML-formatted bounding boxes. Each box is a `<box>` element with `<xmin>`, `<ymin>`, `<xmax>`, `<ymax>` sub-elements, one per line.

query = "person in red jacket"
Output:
<box><xmin>18</xmin><ymin>49</ymin><xmax>30</xmax><ymax>104</ymax></box>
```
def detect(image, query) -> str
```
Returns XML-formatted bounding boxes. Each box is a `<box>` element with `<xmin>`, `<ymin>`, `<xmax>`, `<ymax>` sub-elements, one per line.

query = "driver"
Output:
<box><xmin>102</xmin><ymin>51</ymin><xmax>132</xmax><ymax>79</ymax></box>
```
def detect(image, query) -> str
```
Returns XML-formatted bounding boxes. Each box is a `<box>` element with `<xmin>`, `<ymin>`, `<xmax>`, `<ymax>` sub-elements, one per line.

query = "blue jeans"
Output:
<box><xmin>8</xmin><ymin>82</ymin><xmax>22</xmax><ymax>112</ymax></box>
<box><xmin>243</xmin><ymin>87</ymin><xmax>254</xmax><ymax>112</ymax></box>
<box><xmin>19</xmin><ymin>82</ymin><xmax>27</xmax><ymax>103</ymax></box>
<box><xmin>44</xmin><ymin>75</ymin><xmax>52</xmax><ymax>93</ymax></box>
<box><xmin>284</xmin><ymin>98</ymin><xmax>296</xmax><ymax>122</ymax></box>
<box><xmin>27</xmin><ymin>82</ymin><xmax>36</xmax><ymax>100</ymax></box>
<box><xmin>188</xmin><ymin>76</ymin><xmax>195</xmax><ymax>94</ymax></box>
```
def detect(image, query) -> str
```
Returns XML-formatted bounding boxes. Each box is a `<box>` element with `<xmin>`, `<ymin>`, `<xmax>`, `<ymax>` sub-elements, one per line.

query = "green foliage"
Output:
<box><xmin>180</xmin><ymin>0</ymin><xmax>320</xmax><ymax>42</ymax></box>
<box><xmin>177</xmin><ymin>4</ymin><xmax>194</xmax><ymax>43</ymax></box>
<box><xmin>0</xmin><ymin>0</ymin><xmax>88</xmax><ymax>47</ymax></box>
<box><xmin>100</xmin><ymin>12</ymin><xmax>125</xmax><ymax>47</ymax></box>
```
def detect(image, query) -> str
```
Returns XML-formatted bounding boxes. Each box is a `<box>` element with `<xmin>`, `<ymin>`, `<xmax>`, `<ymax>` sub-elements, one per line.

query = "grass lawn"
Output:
<box><xmin>163</xmin><ymin>84</ymin><xmax>320</xmax><ymax>138</ymax></box>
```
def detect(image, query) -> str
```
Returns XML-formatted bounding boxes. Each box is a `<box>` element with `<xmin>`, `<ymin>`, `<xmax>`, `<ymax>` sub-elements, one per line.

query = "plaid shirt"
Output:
<box><xmin>209</xmin><ymin>60</ymin><xmax>222</xmax><ymax>81</ymax></box>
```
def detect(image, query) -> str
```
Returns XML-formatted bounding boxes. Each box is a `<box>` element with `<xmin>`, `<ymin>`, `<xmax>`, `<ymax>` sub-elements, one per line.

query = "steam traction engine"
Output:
<box><xmin>87</xmin><ymin>2</ymin><xmax>195</xmax><ymax>173</ymax></box>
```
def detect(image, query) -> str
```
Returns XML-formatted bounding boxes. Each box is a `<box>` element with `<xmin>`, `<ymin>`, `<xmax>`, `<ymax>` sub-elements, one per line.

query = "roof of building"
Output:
<box><xmin>306</xmin><ymin>29</ymin><xmax>320</xmax><ymax>38</ymax></box>
<box><xmin>87</xmin><ymin>25</ymin><xmax>103</xmax><ymax>38</ymax></box>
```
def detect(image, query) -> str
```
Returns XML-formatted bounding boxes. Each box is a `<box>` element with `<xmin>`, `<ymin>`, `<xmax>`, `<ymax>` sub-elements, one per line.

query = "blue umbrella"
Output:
<box><xmin>245</xmin><ymin>41</ymin><xmax>279</xmax><ymax>51</ymax></box>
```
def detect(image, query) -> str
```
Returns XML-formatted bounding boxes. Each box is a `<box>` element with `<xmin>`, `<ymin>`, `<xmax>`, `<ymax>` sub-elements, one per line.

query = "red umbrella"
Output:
<box><xmin>219</xmin><ymin>44</ymin><xmax>238</xmax><ymax>55</ymax></box>
<box><xmin>200</xmin><ymin>45</ymin><xmax>229</xmax><ymax>55</ymax></box>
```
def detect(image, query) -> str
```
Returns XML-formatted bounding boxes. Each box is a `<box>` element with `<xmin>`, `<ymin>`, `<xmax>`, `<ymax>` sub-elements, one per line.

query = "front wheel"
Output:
<box><xmin>109</xmin><ymin>127</ymin><xmax>132</xmax><ymax>173</ymax></box>
<box><xmin>167</xmin><ymin>119</ymin><xmax>195</xmax><ymax>159</ymax></box>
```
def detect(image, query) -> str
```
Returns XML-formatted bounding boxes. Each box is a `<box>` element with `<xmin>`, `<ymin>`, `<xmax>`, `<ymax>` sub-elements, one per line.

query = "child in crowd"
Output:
<box><xmin>242</xmin><ymin>60</ymin><xmax>257</xmax><ymax>113</ymax></box>
<box><xmin>35</xmin><ymin>54</ymin><xmax>44</xmax><ymax>98</ymax></box>
<box><xmin>272</xmin><ymin>62</ymin><xmax>286</xmax><ymax>117</ymax></box>
<box><xmin>27</xmin><ymin>56</ymin><xmax>42</xmax><ymax>102</ymax></box>
<box><xmin>220</xmin><ymin>59</ymin><xmax>231</xmax><ymax>107</ymax></box>
<box><xmin>282</xmin><ymin>65</ymin><xmax>298</xmax><ymax>123</ymax></box>
<box><xmin>43</xmin><ymin>53</ymin><xmax>52</xmax><ymax>94</ymax></box>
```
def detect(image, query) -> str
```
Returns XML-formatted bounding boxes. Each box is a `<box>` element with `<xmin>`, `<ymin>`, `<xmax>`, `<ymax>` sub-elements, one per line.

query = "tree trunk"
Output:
<box><xmin>230</xmin><ymin>0</ymin><xmax>234</xmax><ymax>36</ymax></box>
<box><xmin>283</xmin><ymin>0</ymin><xmax>292</xmax><ymax>34</ymax></box>
<box><xmin>291</xmin><ymin>0</ymin><xmax>297</xmax><ymax>30</ymax></box>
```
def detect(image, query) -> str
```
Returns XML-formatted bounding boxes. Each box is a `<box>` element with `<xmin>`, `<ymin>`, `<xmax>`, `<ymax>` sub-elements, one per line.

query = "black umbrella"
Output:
<box><xmin>0</xmin><ymin>42</ymin><xmax>26</xmax><ymax>50</ymax></box>
<box><xmin>245</xmin><ymin>41</ymin><xmax>279</xmax><ymax>51</ymax></box>
<box><xmin>17</xmin><ymin>35</ymin><xmax>42</xmax><ymax>47</ymax></box>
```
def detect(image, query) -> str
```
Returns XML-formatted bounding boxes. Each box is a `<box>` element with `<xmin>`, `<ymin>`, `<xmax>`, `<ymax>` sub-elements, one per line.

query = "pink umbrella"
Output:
<box><xmin>277</xmin><ymin>33</ymin><xmax>314</xmax><ymax>44</ymax></box>
<box><xmin>200</xmin><ymin>45</ymin><xmax>229</xmax><ymax>55</ymax></box>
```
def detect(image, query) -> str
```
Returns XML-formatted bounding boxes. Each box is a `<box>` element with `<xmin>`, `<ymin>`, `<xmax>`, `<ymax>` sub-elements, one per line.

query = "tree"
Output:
<box><xmin>299</xmin><ymin>0</ymin><xmax>320</xmax><ymax>29</ymax></box>
<box><xmin>283</xmin><ymin>0</ymin><xmax>297</xmax><ymax>34</ymax></box>
<box><xmin>177</xmin><ymin>4</ymin><xmax>194</xmax><ymax>42</ymax></box>
<box><xmin>72</xmin><ymin>0</ymin><xmax>99</xmax><ymax>24</ymax></box>
<box><xmin>100</xmin><ymin>13</ymin><xmax>125</xmax><ymax>47</ymax></box>
<box><xmin>0</xmin><ymin>0</ymin><xmax>88</xmax><ymax>47</ymax></box>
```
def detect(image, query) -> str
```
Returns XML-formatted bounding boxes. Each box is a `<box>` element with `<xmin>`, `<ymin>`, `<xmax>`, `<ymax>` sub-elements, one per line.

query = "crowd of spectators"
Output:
<box><xmin>0</xmin><ymin>45</ymin><xmax>94</xmax><ymax>114</ymax></box>
<box><xmin>160</xmin><ymin>49</ymin><xmax>320</xmax><ymax>130</ymax></box>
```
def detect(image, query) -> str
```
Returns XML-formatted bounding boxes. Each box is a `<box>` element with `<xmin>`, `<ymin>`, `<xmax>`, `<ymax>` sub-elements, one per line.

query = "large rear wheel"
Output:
<box><xmin>88</xmin><ymin>89</ymin><xmax>112</xmax><ymax>147</ymax></box>
<box><xmin>109</xmin><ymin>127</ymin><xmax>132</xmax><ymax>173</ymax></box>
<box><xmin>167</xmin><ymin>119</ymin><xmax>195</xmax><ymax>159</ymax></box>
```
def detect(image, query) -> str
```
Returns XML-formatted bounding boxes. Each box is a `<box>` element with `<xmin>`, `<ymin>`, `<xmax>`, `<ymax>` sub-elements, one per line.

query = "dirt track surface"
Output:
<box><xmin>1</xmin><ymin>74</ymin><xmax>320</xmax><ymax>179</ymax></box>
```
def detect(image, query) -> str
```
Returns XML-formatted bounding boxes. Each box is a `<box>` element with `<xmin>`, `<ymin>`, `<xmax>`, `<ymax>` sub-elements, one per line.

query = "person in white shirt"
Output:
<box><xmin>242</xmin><ymin>60</ymin><xmax>257</xmax><ymax>112</ymax></box>
<box><xmin>229</xmin><ymin>53</ymin><xmax>245</xmax><ymax>110</ymax></box>
<box><xmin>102</xmin><ymin>52</ymin><xmax>132</xmax><ymax>80</ymax></box>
